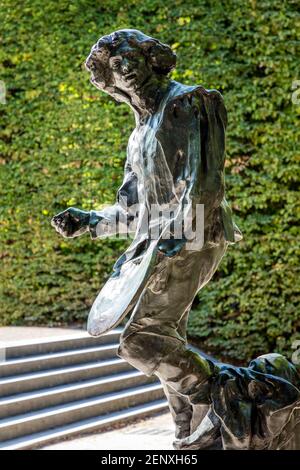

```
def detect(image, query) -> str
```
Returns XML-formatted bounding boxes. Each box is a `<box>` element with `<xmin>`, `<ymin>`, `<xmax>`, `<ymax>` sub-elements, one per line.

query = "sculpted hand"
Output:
<box><xmin>51</xmin><ymin>207</ymin><xmax>90</xmax><ymax>238</ymax></box>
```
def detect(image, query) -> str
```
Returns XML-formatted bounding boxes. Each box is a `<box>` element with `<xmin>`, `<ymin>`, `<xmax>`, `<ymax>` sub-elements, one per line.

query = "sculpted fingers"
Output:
<box><xmin>59</xmin><ymin>213</ymin><xmax>70</xmax><ymax>235</ymax></box>
<box><xmin>51</xmin><ymin>211</ymin><xmax>72</xmax><ymax>237</ymax></box>
<box><xmin>51</xmin><ymin>214</ymin><xmax>63</xmax><ymax>231</ymax></box>
<box><xmin>51</xmin><ymin>208</ymin><xmax>90</xmax><ymax>238</ymax></box>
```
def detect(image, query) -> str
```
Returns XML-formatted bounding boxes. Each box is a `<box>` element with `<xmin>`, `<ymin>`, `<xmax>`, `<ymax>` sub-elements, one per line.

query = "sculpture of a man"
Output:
<box><xmin>52</xmin><ymin>30</ymin><xmax>300</xmax><ymax>450</ymax></box>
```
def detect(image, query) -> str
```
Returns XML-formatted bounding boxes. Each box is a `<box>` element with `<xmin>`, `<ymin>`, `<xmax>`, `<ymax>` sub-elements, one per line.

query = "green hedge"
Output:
<box><xmin>0</xmin><ymin>0</ymin><xmax>299</xmax><ymax>362</ymax></box>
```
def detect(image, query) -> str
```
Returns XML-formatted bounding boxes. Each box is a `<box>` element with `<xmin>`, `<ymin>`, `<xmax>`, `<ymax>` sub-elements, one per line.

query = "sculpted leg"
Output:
<box><xmin>118</xmin><ymin>242</ymin><xmax>227</xmax><ymax>435</ymax></box>
<box><xmin>161</xmin><ymin>384</ymin><xmax>193</xmax><ymax>439</ymax></box>
<box><xmin>160</xmin><ymin>304</ymin><xmax>193</xmax><ymax>439</ymax></box>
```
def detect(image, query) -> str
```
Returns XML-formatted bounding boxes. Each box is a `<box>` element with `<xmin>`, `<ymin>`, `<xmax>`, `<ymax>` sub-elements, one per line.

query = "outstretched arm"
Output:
<box><xmin>51</xmin><ymin>159</ymin><xmax>140</xmax><ymax>239</ymax></box>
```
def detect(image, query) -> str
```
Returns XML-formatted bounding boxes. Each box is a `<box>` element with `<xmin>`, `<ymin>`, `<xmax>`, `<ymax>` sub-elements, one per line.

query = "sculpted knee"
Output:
<box><xmin>117</xmin><ymin>329</ymin><xmax>154</xmax><ymax>375</ymax></box>
<box><xmin>117</xmin><ymin>330</ymin><xmax>141</xmax><ymax>363</ymax></box>
<box><xmin>117</xmin><ymin>337</ymin><xmax>133</xmax><ymax>363</ymax></box>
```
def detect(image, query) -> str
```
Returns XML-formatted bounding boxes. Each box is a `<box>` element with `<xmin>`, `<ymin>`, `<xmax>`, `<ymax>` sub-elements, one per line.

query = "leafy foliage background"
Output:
<box><xmin>0</xmin><ymin>0</ymin><xmax>299</xmax><ymax>361</ymax></box>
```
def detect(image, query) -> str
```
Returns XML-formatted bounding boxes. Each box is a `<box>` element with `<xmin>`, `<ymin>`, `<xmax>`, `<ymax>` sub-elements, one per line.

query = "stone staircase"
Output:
<box><xmin>0</xmin><ymin>329</ymin><xmax>168</xmax><ymax>450</ymax></box>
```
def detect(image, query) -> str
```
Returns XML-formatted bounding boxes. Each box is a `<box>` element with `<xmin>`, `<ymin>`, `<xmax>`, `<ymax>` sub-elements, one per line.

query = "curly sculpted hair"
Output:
<box><xmin>85</xmin><ymin>29</ymin><xmax>177</xmax><ymax>91</ymax></box>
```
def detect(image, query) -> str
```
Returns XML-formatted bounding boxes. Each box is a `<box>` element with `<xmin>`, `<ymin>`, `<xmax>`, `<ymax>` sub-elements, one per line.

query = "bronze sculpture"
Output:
<box><xmin>51</xmin><ymin>29</ymin><xmax>300</xmax><ymax>449</ymax></box>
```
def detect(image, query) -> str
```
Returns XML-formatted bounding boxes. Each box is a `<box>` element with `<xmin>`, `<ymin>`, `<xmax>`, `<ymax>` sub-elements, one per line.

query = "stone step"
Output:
<box><xmin>0</xmin><ymin>399</ymin><xmax>168</xmax><ymax>450</ymax></box>
<box><xmin>0</xmin><ymin>343</ymin><xmax>119</xmax><ymax>377</ymax></box>
<box><xmin>0</xmin><ymin>370</ymin><xmax>156</xmax><ymax>418</ymax></box>
<box><xmin>2</xmin><ymin>329</ymin><xmax>122</xmax><ymax>360</ymax></box>
<box><xmin>0</xmin><ymin>383</ymin><xmax>165</xmax><ymax>441</ymax></box>
<box><xmin>0</xmin><ymin>357</ymin><xmax>134</xmax><ymax>397</ymax></box>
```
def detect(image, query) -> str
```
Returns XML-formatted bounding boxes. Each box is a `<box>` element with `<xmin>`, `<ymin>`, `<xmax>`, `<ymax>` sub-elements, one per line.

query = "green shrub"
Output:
<box><xmin>0</xmin><ymin>0</ymin><xmax>299</xmax><ymax>362</ymax></box>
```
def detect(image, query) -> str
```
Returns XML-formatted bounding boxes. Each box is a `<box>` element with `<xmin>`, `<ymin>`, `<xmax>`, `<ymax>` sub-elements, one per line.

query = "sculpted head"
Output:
<box><xmin>85</xmin><ymin>29</ymin><xmax>176</xmax><ymax>103</ymax></box>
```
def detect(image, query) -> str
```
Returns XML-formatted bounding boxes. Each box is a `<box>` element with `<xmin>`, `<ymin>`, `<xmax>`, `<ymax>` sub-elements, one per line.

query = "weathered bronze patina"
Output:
<box><xmin>52</xmin><ymin>29</ymin><xmax>300</xmax><ymax>449</ymax></box>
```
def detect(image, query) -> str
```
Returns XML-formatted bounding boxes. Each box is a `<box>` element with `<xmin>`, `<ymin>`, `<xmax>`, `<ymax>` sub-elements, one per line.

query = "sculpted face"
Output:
<box><xmin>108</xmin><ymin>43</ymin><xmax>153</xmax><ymax>93</ymax></box>
<box><xmin>86</xmin><ymin>40</ymin><xmax>153</xmax><ymax>94</ymax></box>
